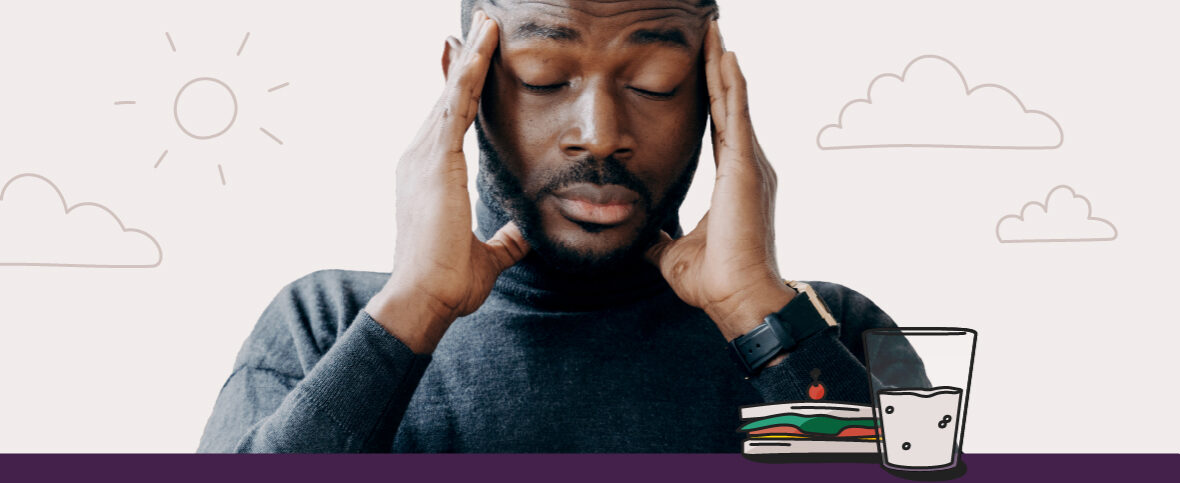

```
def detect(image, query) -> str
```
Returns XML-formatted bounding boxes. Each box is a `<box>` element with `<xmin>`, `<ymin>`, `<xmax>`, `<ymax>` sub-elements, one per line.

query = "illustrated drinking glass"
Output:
<box><xmin>863</xmin><ymin>328</ymin><xmax>977</xmax><ymax>472</ymax></box>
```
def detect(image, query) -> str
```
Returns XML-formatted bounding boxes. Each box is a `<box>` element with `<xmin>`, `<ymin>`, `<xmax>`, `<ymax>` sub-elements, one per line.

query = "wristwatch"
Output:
<box><xmin>727</xmin><ymin>280</ymin><xmax>838</xmax><ymax>377</ymax></box>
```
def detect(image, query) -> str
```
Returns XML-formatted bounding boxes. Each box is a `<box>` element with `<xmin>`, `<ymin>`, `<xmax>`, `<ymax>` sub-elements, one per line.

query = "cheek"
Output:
<box><xmin>481</xmin><ymin>70</ymin><xmax>545</xmax><ymax>179</ymax></box>
<box><xmin>483</xmin><ymin>75</ymin><xmax>570</xmax><ymax>193</ymax></box>
<box><xmin>637</xmin><ymin>142</ymin><xmax>697</xmax><ymax>205</ymax></box>
<box><xmin>632</xmin><ymin>103</ymin><xmax>704</xmax><ymax>199</ymax></box>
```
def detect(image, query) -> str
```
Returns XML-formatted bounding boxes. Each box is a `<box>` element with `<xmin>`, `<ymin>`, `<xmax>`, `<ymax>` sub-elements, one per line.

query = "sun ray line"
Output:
<box><xmin>114</xmin><ymin>101</ymin><xmax>136</xmax><ymax>105</ymax></box>
<box><xmin>259</xmin><ymin>127</ymin><xmax>284</xmax><ymax>145</ymax></box>
<box><xmin>218</xmin><ymin>164</ymin><xmax>227</xmax><ymax>186</ymax></box>
<box><xmin>165</xmin><ymin>32</ymin><xmax>177</xmax><ymax>52</ymax></box>
<box><xmin>236</xmin><ymin>32</ymin><xmax>250</xmax><ymax>56</ymax></box>
<box><xmin>267</xmin><ymin>82</ymin><xmax>289</xmax><ymax>93</ymax></box>
<box><xmin>154</xmin><ymin>150</ymin><xmax>168</xmax><ymax>169</ymax></box>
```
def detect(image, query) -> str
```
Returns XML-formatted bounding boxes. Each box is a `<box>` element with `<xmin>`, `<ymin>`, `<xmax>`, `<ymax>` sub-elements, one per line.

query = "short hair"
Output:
<box><xmin>460</xmin><ymin>0</ymin><xmax>719</xmax><ymax>37</ymax></box>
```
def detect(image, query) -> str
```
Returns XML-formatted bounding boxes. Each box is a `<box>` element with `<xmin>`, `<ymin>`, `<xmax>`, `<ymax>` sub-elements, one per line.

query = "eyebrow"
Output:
<box><xmin>510</xmin><ymin>22</ymin><xmax>690</xmax><ymax>50</ymax></box>
<box><xmin>513</xmin><ymin>22</ymin><xmax>580</xmax><ymax>42</ymax></box>
<box><xmin>628</xmin><ymin>28</ymin><xmax>689</xmax><ymax>50</ymax></box>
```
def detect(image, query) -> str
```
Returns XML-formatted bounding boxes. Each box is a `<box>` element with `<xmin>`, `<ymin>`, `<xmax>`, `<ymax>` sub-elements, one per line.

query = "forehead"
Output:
<box><xmin>488</xmin><ymin>0</ymin><xmax>713</xmax><ymax>54</ymax></box>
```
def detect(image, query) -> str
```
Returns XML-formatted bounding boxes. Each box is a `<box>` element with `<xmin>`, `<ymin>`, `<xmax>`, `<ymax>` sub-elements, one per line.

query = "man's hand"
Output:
<box><xmin>366</xmin><ymin>12</ymin><xmax>530</xmax><ymax>354</ymax></box>
<box><xmin>645</xmin><ymin>20</ymin><xmax>795</xmax><ymax>343</ymax></box>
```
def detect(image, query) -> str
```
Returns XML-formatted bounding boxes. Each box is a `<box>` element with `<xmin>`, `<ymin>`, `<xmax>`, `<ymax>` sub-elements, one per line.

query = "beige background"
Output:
<box><xmin>0</xmin><ymin>0</ymin><xmax>1176</xmax><ymax>452</ymax></box>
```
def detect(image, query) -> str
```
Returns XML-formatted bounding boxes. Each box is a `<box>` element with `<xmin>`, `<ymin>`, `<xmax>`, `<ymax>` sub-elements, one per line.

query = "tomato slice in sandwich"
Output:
<box><xmin>834</xmin><ymin>427</ymin><xmax>877</xmax><ymax>438</ymax></box>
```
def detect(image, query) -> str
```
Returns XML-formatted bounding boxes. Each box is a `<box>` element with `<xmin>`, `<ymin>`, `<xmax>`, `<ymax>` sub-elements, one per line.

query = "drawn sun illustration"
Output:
<box><xmin>114</xmin><ymin>32</ymin><xmax>287</xmax><ymax>186</ymax></box>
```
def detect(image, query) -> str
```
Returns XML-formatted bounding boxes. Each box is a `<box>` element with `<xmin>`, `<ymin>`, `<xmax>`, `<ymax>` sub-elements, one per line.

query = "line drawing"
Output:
<box><xmin>817</xmin><ymin>55</ymin><xmax>1063</xmax><ymax>150</ymax></box>
<box><xmin>737</xmin><ymin>400</ymin><xmax>879</xmax><ymax>463</ymax></box>
<box><xmin>259</xmin><ymin>127</ymin><xmax>284</xmax><ymax>145</ymax></box>
<box><xmin>236</xmin><ymin>32</ymin><xmax>250</xmax><ymax>56</ymax></box>
<box><xmin>117</xmin><ymin>32</ymin><xmax>287</xmax><ymax>187</ymax></box>
<box><xmin>173</xmin><ymin>77</ymin><xmax>238</xmax><ymax>140</ymax></box>
<box><xmin>0</xmin><ymin>174</ymin><xmax>163</xmax><ymax>268</ymax></box>
<box><xmin>862</xmin><ymin>327</ymin><xmax>976</xmax><ymax>477</ymax></box>
<box><xmin>153</xmin><ymin>150</ymin><xmax>169</xmax><ymax>169</ymax></box>
<box><xmin>996</xmin><ymin>185</ymin><xmax>1117</xmax><ymax>243</ymax></box>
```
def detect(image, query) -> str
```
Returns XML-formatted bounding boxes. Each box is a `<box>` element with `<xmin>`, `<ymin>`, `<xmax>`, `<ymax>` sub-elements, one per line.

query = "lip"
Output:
<box><xmin>551</xmin><ymin>183</ymin><xmax>640</xmax><ymax>226</ymax></box>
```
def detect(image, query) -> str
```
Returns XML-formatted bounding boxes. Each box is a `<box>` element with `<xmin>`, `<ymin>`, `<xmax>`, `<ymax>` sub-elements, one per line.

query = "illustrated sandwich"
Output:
<box><xmin>738</xmin><ymin>401</ymin><xmax>879</xmax><ymax>459</ymax></box>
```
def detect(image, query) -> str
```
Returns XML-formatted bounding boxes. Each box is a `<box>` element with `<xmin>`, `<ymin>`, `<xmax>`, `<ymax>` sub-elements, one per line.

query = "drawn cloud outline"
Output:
<box><xmin>817</xmin><ymin>54</ymin><xmax>1064</xmax><ymax>150</ymax></box>
<box><xmin>995</xmin><ymin>185</ymin><xmax>1118</xmax><ymax>243</ymax></box>
<box><xmin>0</xmin><ymin>173</ymin><xmax>163</xmax><ymax>268</ymax></box>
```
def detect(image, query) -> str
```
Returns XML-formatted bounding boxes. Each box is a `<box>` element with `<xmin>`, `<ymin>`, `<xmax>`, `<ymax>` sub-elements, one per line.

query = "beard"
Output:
<box><xmin>475</xmin><ymin>121</ymin><xmax>701</xmax><ymax>276</ymax></box>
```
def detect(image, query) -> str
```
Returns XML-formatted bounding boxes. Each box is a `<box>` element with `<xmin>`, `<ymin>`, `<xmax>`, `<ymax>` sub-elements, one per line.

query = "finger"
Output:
<box><xmin>421</xmin><ymin>14</ymin><xmax>485</xmax><ymax>153</ymax></box>
<box><xmin>643</xmin><ymin>230</ymin><xmax>676</xmax><ymax>266</ymax></box>
<box><xmin>440</xmin><ymin>12</ymin><xmax>486</xmax><ymax>107</ymax></box>
<box><xmin>715</xmin><ymin>50</ymin><xmax>758</xmax><ymax>190</ymax></box>
<box><xmin>721</xmin><ymin>51</ymin><xmax>751</xmax><ymax>152</ymax></box>
<box><xmin>441</xmin><ymin>12</ymin><xmax>499</xmax><ymax>152</ymax></box>
<box><xmin>456</xmin><ymin>12</ymin><xmax>499</xmax><ymax>119</ymax></box>
<box><xmin>709</xmin><ymin>51</ymin><xmax>765</xmax><ymax>246</ymax></box>
<box><xmin>703</xmin><ymin>20</ymin><xmax>728</xmax><ymax>144</ymax></box>
<box><xmin>483</xmin><ymin>221</ymin><xmax>531</xmax><ymax>273</ymax></box>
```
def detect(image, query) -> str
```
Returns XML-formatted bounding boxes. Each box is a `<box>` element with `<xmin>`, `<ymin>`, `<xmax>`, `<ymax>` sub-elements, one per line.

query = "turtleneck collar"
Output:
<box><xmin>474</xmin><ymin>176</ymin><xmax>684</xmax><ymax>312</ymax></box>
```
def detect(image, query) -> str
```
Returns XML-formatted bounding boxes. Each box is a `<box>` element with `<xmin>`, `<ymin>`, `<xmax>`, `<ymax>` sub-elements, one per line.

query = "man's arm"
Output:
<box><xmin>197</xmin><ymin>271</ymin><xmax>431</xmax><ymax>453</ymax></box>
<box><xmin>200</xmin><ymin>12</ymin><xmax>525</xmax><ymax>452</ymax></box>
<box><xmin>642</xmin><ymin>21</ymin><xmax>930</xmax><ymax>404</ymax></box>
<box><xmin>745</xmin><ymin>282</ymin><xmax>931</xmax><ymax>404</ymax></box>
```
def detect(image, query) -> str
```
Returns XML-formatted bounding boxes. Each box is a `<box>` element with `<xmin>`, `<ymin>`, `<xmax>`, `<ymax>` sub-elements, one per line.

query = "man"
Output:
<box><xmin>198</xmin><ymin>0</ymin><xmax>906</xmax><ymax>453</ymax></box>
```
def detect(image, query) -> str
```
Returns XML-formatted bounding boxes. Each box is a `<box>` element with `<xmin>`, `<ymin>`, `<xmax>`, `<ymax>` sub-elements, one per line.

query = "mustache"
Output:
<box><xmin>533</xmin><ymin>155</ymin><xmax>653</xmax><ymax>207</ymax></box>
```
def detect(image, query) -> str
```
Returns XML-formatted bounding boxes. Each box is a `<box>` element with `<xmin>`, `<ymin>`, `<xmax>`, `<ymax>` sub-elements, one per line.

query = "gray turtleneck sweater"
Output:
<box><xmin>196</xmin><ymin>196</ymin><xmax>909</xmax><ymax>453</ymax></box>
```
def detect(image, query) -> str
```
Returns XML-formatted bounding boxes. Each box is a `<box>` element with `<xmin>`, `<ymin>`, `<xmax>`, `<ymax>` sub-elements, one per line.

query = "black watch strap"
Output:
<box><xmin>728</xmin><ymin>313</ymin><xmax>790</xmax><ymax>375</ymax></box>
<box><xmin>728</xmin><ymin>283</ymin><xmax>836</xmax><ymax>376</ymax></box>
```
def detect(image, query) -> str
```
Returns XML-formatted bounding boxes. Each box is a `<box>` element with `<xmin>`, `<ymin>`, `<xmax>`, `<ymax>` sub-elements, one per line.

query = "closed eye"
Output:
<box><xmin>521</xmin><ymin>81</ymin><xmax>566</xmax><ymax>93</ymax></box>
<box><xmin>629</xmin><ymin>86</ymin><xmax>676</xmax><ymax>100</ymax></box>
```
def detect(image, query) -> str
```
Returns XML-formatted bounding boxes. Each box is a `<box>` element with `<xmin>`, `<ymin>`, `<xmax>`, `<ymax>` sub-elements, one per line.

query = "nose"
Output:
<box><xmin>559</xmin><ymin>80</ymin><xmax>636</xmax><ymax>162</ymax></box>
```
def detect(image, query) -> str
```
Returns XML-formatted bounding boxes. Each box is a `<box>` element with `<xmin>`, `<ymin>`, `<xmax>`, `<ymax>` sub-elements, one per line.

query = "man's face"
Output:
<box><xmin>475</xmin><ymin>0</ymin><xmax>714</xmax><ymax>274</ymax></box>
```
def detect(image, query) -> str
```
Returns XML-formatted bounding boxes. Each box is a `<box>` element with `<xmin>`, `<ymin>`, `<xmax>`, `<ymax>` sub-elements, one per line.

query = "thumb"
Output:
<box><xmin>643</xmin><ymin>230</ymin><xmax>675</xmax><ymax>266</ymax></box>
<box><xmin>483</xmin><ymin>221</ymin><xmax>531</xmax><ymax>273</ymax></box>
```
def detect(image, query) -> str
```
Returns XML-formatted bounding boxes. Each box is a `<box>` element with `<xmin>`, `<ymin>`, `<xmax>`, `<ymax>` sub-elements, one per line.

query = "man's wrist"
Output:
<box><xmin>364</xmin><ymin>288</ymin><xmax>454</xmax><ymax>354</ymax></box>
<box><xmin>708</xmin><ymin>279</ymin><xmax>796</xmax><ymax>341</ymax></box>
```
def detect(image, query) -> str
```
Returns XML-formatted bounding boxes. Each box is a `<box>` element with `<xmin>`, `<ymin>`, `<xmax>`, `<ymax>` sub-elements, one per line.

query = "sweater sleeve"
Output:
<box><xmin>197</xmin><ymin>271</ymin><xmax>431</xmax><ymax>453</ymax></box>
<box><xmin>745</xmin><ymin>281</ymin><xmax>926</xmax><ymax>404</ymax></box>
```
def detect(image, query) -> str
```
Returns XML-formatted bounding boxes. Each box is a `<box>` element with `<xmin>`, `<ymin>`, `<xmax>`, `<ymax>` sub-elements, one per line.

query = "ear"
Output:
<box><xmin>441</xmin><ymin>35</ymin><xmax>463</xmax><ymax>81</ymax></box>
